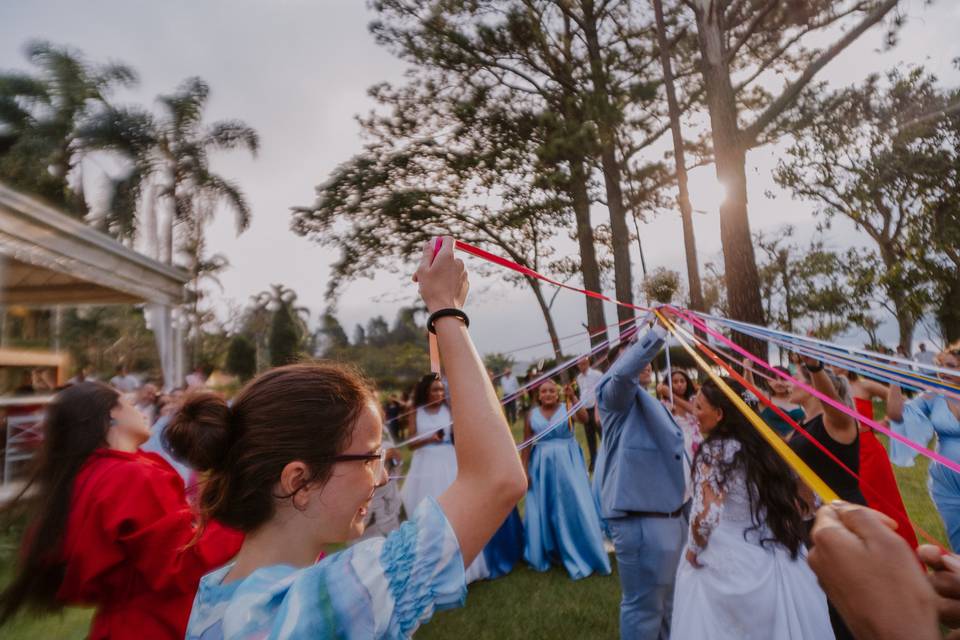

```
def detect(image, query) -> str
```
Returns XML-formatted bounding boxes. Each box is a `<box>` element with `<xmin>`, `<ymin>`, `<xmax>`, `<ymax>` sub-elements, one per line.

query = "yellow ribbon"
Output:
<box><xmin>654</xmin><ymin>309</ymin><xmax>839</xmax><ymax>503</ymax></box>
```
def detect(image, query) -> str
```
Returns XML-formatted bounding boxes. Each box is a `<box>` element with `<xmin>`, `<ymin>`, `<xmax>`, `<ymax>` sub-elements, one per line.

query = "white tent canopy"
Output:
<box><xmin>0</xmin><ymin>183</ymin><xmax>190</xmax><ymax>388</ymax></box>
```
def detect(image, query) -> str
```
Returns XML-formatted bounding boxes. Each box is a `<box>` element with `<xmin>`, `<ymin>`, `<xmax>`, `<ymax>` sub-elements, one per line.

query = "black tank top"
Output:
<box><xmin>789</xmin><ymin>414</ymin><xmax>865</xmax><ymax>505</ymax></box>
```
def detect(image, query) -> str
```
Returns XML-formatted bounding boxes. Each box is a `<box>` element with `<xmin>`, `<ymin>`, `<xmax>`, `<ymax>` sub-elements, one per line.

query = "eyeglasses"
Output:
<box><xmin>326</xmin><ymin>450</ymin><xmax>386</xmax><ymax>479</ymax></box>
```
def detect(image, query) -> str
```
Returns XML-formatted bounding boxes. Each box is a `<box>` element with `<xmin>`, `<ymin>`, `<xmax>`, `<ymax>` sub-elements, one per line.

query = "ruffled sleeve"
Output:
<box><xmin>274</xmin><ymin>496</ymin><xmax>466</xmax><ymax>639</ymax></box>
<box><xmin>889</xmin><ymin>395</ymin><xmax>936</xmax><ymax>467</ymax></box>
<box><xmin>377</xmin><ymin>497</ymin><xmax>466</xmax><ymax>635</ymax></box>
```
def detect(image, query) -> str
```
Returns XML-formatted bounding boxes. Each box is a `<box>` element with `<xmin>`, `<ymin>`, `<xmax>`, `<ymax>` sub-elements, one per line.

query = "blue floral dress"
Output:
<box><xmin>185</xmin><ymin>497</ymin><xmax>466</xmax><ymax>639</ymax></box>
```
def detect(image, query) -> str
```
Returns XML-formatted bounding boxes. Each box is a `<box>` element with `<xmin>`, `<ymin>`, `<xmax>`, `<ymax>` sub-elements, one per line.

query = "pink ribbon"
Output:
<box><xmin>669</xmin><ymin>306</ymin><xmax>960</xmax><ymax>476</ymax></box>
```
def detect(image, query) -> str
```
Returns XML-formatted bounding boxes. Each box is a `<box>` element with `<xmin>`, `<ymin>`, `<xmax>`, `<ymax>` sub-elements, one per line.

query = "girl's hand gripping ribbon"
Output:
<box><xmin>428</xmin><ymin>237</ymin><xmax>444</xmax><ymax>375</ymax></box>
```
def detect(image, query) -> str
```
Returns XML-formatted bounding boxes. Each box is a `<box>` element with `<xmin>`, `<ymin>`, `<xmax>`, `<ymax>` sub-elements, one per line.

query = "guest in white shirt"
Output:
<box><xmin>109</xmin><ymin>365</ymin><xmax>140</xmax><ymax>393</ymax></box>
<box><xmin>915</xmin><ymin>342</ymin><xmax>936</xmax><ymax>367</ymax></box>
<box><xmin>575</xmin><ymin>356</ymin><xmax>604</xmax><ymax>472</ymax></box>
<box><xmin>500</xmin><ymin>368</ymin><xmax>520</xmax><ymax>423</ymax></box>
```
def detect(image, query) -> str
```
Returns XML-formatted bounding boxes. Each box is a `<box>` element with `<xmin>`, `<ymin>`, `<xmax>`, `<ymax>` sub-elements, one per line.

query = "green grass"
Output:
<box><xmin>419</xmin><ymin>564</ymin><xmax>621</xmax><ymax>639</ymax></box>
<box><xmin>0</xmin><ymin>416</ymin><xmax>948</xmax><ymax>638</ymax></box>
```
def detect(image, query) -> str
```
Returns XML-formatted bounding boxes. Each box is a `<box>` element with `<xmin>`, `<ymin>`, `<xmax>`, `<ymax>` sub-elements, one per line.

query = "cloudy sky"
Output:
<box><xmin>2</xmin><ymin>0</ymin><xmax>958</xmax><ymax>361</ymax></box>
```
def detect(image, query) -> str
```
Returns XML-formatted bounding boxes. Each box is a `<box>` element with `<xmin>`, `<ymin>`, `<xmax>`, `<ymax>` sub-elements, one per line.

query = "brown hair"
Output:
<box><xmin>0</xmin><ymin>382</ymin><xmax>120</xmax><ymax>622</ymax></box>
<box><xmin>164</xmin><ymin>362</ymin><xmax>375</xmax><ymax>531</ymax></box>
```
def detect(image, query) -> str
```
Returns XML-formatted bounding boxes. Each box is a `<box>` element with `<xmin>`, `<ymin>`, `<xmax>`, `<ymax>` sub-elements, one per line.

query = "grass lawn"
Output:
<box><xmin>0</xmin><ymin>413</ymin><xmax>947</xmax><ymax>638</ymax></box>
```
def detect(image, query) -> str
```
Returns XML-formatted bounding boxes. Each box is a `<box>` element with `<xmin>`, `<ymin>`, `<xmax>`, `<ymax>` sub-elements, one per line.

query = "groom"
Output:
<box><xmin>595</xmin><ymin>321</ymin><xmax>688</xmax><ymax>640</ymax></box>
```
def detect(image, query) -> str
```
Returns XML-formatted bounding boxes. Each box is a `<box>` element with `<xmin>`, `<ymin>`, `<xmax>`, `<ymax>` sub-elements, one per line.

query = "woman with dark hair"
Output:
<box><xmin>658</xmin><ymin>369</ymin><xmax>702</xmax><ymax>457</ymax></box>
<box><xmin>789</xmin><ymin>359</ymin><xmax>864</xmax><ymax>506</ymax></box>
<box><xmin>743</xmin><ymin>361</ymin><xmax>805</xmax><ymax>439</ymax></box>
<box><xmin>671</xmin><ymin>378</ymin><xmax>832</xmax><ymax>639</ymax></box>
<box><xmin>788</xmin><ymin>357</ymin><xmax>863</xmax><ymax>639</ymax></box>
<box><xmin>0</xmin><ymin>382</ymin><xmax>242</xmax><ymax>638</ymax></box>
<box><xmin>831</xmin><ymin>367</ymin><xmax>917</xmax><ymax>550</ymax></box>
<box><xmin>400</xmin><ymin>372</ymin><xmax>490</xmax><ymax>582</ymax></box>
<box><xmin>522</xmin><ymin>379</ymin><xmax>610</xmax><ymax>580</ymax></box>
<box><xmin>176</xmin><ymin>238</ymin><xmax>525</xmax><ymax>638</ymax></box>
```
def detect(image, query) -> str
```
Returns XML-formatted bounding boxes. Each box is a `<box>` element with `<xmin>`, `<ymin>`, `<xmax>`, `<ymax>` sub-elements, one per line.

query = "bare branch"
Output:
<box><xmin>743</xmin><ymin>0</ymin><xmax>899</xmax><ymax>144</ymax></box>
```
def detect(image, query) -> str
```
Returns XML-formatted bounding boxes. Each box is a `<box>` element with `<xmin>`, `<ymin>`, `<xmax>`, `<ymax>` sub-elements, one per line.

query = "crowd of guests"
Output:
<box><xmin>1</xmin><ymin>240</ymin><xmax>960</xmax><ymax>639</ymax></box>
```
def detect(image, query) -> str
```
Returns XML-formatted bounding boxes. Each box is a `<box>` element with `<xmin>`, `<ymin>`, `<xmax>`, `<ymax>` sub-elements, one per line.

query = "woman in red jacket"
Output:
<box><xmin>0</xmin><ymin>381</ymin><xmax>242</xmax><ymax>638</ymax></box>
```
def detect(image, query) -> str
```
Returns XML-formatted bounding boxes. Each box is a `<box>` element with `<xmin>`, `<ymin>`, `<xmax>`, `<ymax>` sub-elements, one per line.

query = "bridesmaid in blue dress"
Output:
<box><xmin>887</xmin><ymin>345</ymin><xmax>960</xmax><ymax>550</ymax></box>
<box><xmin>522</xmin><ymin>379</ymin><xmax>611</xmax><ymax>580</ymax></box>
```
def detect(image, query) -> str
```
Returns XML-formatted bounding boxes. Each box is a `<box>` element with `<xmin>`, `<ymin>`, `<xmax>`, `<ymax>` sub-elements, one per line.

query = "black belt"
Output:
<box><xmin>623</xmin><ymin>505</ymin><xmax>686</xmax><ymax>519</ymax></box>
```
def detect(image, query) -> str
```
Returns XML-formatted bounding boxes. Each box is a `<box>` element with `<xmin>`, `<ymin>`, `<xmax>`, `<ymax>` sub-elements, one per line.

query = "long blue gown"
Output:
<box><xmin>524</xmin><ymin>405</ymin><xmax>611</xmax><ymax>580</ymax></box>
<box><xmin>482</xmin><ymin>508</ymin><xmax>524</xmax><ymax>579</ymax></box>
<box><xmin>890</xmin><ymin>393</ymin><xmax>960</xmax><ymax>550</ymax></box>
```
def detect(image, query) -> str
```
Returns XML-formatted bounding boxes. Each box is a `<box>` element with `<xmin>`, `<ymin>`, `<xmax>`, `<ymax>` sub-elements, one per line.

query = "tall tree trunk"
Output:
<box><xmin>558</xmin><ymin>12</ymin><xmax>607</xmax><ymax>349</ymax></box>
<box><xmin>653</xmin><ymin>0</ymin><xmax>704</xmax><ymax>313</ymax></box>
<box><xmin>892</xmin><ymin>296</ymin><xmax>916</xmax><ymax>353</ymax></box>
<box><xmin>525</xmin><ymin>275</ymin><xmax>565</xmax><ymax>366</ymax></box>
<box><xmin>878</xmin><ymin>247</ymin><xmax>916</xmax><ymax>352</ymax></box>
<box><xmin>938</xmin><ymin>276</ymin><xmax>960</xmax><ymax>344</ymax></box>
<box><xmin>569</xmin><ymin>156</ymin><xmax>608</xmax><ymax>347</ymax></box>
<box><xmin>782</xmin><ymin>271</ymin><xmax>795</xmax><ymax>334</ymax></box>
<box><xmin>693</xmin><ymin>2</ymin><xmax>766</xmax><ymax>356</ymax></box>
<box><xmin>581</xmin><ymin>0</ymin><xmax>635</xmax><ymax>334</ymax></box>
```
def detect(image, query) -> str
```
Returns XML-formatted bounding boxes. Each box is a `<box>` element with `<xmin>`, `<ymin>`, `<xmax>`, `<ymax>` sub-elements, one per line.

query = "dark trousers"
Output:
<box><xmin>504</xmin><ymin>398</ymin><xmax>518</xmax><ymax>424</ymax></box>
<box><xmin>583</xmin><ymin>407</ymin><xmax>601</xmax><ymax>472</ymax></box>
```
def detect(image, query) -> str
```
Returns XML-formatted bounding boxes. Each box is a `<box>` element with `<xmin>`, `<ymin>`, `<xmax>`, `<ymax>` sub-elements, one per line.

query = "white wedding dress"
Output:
<box><xmin>400</xmin><ymin>404</ymin><xmax>489</xmax><ymax>584</ymax></box>
<box><xmin>671</xmin><ymin>438</ymin><xmax>834</xmax><ymax>640</ymax></box>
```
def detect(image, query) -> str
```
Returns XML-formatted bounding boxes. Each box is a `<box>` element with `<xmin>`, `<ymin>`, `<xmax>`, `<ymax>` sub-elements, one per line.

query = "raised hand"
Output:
<box><xmin>809</xmin><ymin>501</ymin><xmax>938</xmax><ymax>640</ymax></box>
<box><xmin>919</xmin><ymin>544</ymin><xmax>960</xmax><ymax>630</ymax></box>
<box><xmin>414</xmin><ymin>237</ymin><xmax>469</xmax><ymax>313</ymax></box>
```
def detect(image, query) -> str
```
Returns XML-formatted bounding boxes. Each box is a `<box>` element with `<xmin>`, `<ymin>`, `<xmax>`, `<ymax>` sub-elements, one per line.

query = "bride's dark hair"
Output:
<box><xmin>695</xmin><ymin>379</ymin><xmax>807</xmax><ymax>558</ymax></box>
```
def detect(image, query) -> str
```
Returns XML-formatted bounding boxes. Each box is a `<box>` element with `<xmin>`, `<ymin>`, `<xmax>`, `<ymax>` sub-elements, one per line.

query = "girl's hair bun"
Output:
<box><xmin>164</xmin><ymin>391</ymin><xmax>233</xmax><ymax>472</ymax></box>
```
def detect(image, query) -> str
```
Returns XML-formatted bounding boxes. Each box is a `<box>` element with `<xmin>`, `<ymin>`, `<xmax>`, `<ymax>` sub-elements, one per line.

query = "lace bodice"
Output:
<box><xmin>688</xmin><ymin>438</ymin><xmax>761</xmax><ymax>561</ymax></box>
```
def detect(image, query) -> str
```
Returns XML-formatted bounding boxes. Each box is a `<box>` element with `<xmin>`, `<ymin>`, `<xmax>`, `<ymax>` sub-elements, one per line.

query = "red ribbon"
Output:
<box><xmin>666</xmin><ymin>309</ymin><xmax>943</xmax><ymax>550</ymax></box>
<box><xmin>455</xmin><ymin>240</ymin><xmax>651</xmax><ymax>313</ymax></box>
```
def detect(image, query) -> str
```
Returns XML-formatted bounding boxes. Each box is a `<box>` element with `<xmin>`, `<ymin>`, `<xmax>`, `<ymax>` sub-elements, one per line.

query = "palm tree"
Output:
<box><xmin>254</xmin><ymin>284</ymin><xmax>310</xmax><ymax>367</ymax></box>
<box><xmin>0</xmin><ymin>40</ymin><xmax>138</xmax><ymax>214</ymax></box>
<box><xmin>255</xmin><ymin>284</ymin><xmax>309</xmax><ymax>323</ymax></box>
<box><xmin>80</xmin><ymin>76</ymin><xmax>259</xmax><ymax>258</ymax></box>
<box><xmin>178</xmin><ymin>232</ymin><xmax>230</xmax><ymax>366</ymax></box>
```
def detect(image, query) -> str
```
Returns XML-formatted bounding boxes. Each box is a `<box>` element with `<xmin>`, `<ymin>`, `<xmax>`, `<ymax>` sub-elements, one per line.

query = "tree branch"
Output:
<box><xmin>743</xmin><ymin>0</ymin><xmax>899</xmax><ymax>144</ymax></box>
<box><xmin>725</xmin><ymin>0</ymin><xmax>780</xmax><ymax>63</ymax></box>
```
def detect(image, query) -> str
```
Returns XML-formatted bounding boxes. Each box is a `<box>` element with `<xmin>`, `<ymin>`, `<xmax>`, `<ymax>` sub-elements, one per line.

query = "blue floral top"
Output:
<box><xmin>185</xmin><ymin>497</ymin><xmax>466</xmax><ymax>639</ymax></box>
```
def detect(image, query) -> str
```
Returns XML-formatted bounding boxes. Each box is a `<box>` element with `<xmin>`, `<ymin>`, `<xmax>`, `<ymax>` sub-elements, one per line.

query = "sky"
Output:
<box><xmin>2</xmin><ymin>0</ymin><xmax>958</xmax><ymax>363</ymax></box>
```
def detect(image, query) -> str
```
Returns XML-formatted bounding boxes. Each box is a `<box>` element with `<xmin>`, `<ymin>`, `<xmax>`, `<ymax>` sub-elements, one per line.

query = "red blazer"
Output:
<box><xmin>55</xmin><ymin>449</ymin><xmax>243</xmax><ymax>639</ymax></box>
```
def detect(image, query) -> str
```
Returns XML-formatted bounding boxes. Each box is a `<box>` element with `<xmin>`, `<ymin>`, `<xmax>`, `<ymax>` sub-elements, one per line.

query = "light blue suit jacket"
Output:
<box><xmin>595</xmin><ymin>325</ymin><xmax>686</xmax><ymax>519</ymax></box>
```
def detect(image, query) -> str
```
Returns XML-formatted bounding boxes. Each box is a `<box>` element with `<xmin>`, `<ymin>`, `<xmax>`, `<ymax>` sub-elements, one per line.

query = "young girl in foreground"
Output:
<box><xmin>171</xmin><ymin>238</ymin><xmax>527</xmax><ymax>639</ymax></box>
<box><xmin>0</xmin><ymin>383</ymin><xmax>242</xmax><ymax>638</ymax></box>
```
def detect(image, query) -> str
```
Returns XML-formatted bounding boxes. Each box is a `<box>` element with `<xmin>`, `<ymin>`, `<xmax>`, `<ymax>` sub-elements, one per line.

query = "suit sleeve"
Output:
<box><xmin>597</xmin><ymin>324</ymin><xmax>667</xmax><ymax>413</ymax></box>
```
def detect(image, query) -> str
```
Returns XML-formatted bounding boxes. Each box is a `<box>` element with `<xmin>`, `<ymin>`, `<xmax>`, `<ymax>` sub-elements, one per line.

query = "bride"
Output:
<box><xmin>671</xmin><ymin>379</ymin><xmax>834</xmax><ymax>639</ymax></box>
